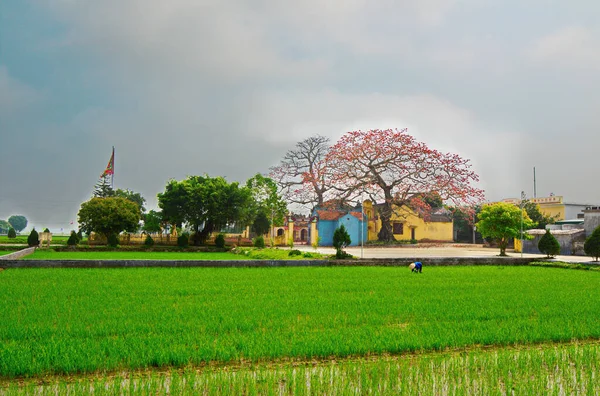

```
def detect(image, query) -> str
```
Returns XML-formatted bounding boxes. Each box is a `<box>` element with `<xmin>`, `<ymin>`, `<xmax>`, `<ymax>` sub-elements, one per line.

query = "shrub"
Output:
<box><xmin>43</xmin><ymin>228</ymin><xmax>50</xmax><ymax>233</ymax></box>
<box><xmin>253</xmin><ymin>235</ymin><xmax>265</xmax><ymax>248</ymax></box>
<box><xmin>302</xmin><ymin>252</ymin><xmax>313</xmax><ymax>258</ymax></box>
<box><xmin>538</xmin><ymin>229</ymin><xmax>560</xmax><ymax>258</ymax></box>
<box><xmin>584</xmin><ymin>226</ymin><xmax>600</xmax><ymax>262</ymax></box>
<box><xmin>77</xmin><ymin>230</ymin><xmax>84</xmax><ymax>241</ymax></box>
<box><xmin>215</xmin><ymin>233</ymin><xmax>226</xmax><ymax>248</ymax></box>
<box><xmin>144</xmin><ymin>234</ymin><xmax>155</xmax><ymax>247</ymax></box>
<box><xmin>333</xmin><ymin>225</ymin><xmax>351</xmax><ymax>259</ymax></box>
<box><xmin>27</xmin><ymin>229</ymin><xmax>40</xmax><ymax>247</ymax></box>
<box><xmin>410</xmin><ymin>238</ymin><xmax>418</xmax><ymax>244</ymax></box>
<box><xmin>177</xmin><ymin>233</ymin><xmax>189</xmax><ymax>248</ymax></box>
<box><xmin>67</xmin><ymin>231</ymin><xmax>79</xmax><ymax>246</ymax></box>
<box><xmin>288</xmin><ymin>249</ymin><xmax>302</xmax><ymax>256</ymax></box>
<box><xmin>107</xmin><ymin>233</ymin><xmax>120</xmax><ymax>248</ymax></box>
<box><xmin>7</xmin><ymin>228</ymin><xmax>16</xmax><ymax>239</ymax></box>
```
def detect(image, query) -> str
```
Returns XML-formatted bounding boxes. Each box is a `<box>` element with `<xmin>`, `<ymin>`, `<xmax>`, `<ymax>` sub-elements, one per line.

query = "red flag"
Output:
<box><xmin>101</xmin><ymin>147</ymin><xmax>115</xmax><ymax>177</ymax></box>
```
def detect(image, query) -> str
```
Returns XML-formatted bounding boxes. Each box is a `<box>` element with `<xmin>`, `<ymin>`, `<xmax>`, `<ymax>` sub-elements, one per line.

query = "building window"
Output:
<box><xmin>393</xmin><ymin>222</ymin><xmax>404</xmax><ymax>235</ymax></box>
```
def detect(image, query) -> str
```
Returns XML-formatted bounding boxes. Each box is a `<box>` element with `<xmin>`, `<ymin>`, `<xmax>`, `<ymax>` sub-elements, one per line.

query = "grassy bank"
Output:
<box><xmin>1</xmin><ymin>266</ymin><xmax>600</xmax><ymax>378</ymax></box>
<box><xmin>22</xmin><ymin>248</ymin><xmax>324</xmax><ymax>261</ymax></box>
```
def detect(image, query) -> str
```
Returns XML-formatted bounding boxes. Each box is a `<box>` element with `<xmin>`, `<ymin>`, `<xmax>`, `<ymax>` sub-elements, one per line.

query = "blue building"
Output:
<box><xmin>313</xmin><ymin>207</ymin><xmax>367</xmax><ymax>246</ymax></box>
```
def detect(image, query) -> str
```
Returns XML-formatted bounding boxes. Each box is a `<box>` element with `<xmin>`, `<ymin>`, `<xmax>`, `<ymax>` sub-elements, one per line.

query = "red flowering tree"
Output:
<box><xmin>327</xmin><ymin>128</ymin><xmax>485</xmax><ymax>242</ymax></box>
<box><xmin>269</xmin><ymin>135</ymin><xmax>335</xmax><ymax>211</ymax></box>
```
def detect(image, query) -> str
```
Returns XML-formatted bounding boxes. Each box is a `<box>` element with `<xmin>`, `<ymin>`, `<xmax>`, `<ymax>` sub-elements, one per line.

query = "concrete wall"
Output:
<box><xmin>0</xmin><ymin>247</ymin><xmax>36</xmax><ymax>260</ymax></box>
<box><xmin>584</xmin><ymin>210</ymin><xmax>600</xmax><ymax>236</ymax></box>
<box><xmin>522</xmin><ymin>230</ymin><xmax>586</xmax><ymax>255</ymax></box>
<box><xmin>1</xmin><ymin>256</ymin><xmax>538</xmax><ymax>269</ymax></box>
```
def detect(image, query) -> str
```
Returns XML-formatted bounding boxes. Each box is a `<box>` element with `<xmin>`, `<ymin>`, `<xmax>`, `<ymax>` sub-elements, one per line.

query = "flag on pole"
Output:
<box><xmin>101</xmin><ymin>147</ymin><xmax>115</xmax><ymax>177</ymax></box>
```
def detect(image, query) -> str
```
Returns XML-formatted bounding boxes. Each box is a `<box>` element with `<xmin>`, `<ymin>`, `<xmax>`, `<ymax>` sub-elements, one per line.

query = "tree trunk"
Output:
<box><xmin>197</xmin><ymin>221</ymin><xmax>214</xmax><ymax>245</ymax></box>
<box><xmin>377</xmin><ymin>202</ymin><xmax>396</xmax><ymax>242</ymax></box>
<box><xmin>499</xmin><ymin>238</ymin><xmax>508</xmax><ymax>256</ymax></box>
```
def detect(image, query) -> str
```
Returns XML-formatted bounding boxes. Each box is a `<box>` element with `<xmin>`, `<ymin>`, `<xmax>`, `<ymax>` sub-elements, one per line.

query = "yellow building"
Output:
<box><xmin>362</xmin><ymin>201</ymin><xmax>454</xmax><ymax>242</ymax></box>
<box><xmin>501</xmin><ymin>195</ymin><xmax>592</xmax><ymax>221</ymax></box>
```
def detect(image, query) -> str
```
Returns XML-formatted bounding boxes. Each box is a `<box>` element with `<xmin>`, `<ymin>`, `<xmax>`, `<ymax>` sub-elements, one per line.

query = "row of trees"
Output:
<box><xmin>270</xmin><ymin>129</ymin><xmax>485</xmax><ymax>242</ymax></box>
<box><xmin>0</xmin><ymin>215</ymin><xmax>28</xmax><ymax>235</ymax></box>
<box><xmin>78</xmin><ymin>174</ymin><xmax>288</xmax><ymax>246</ymax></box>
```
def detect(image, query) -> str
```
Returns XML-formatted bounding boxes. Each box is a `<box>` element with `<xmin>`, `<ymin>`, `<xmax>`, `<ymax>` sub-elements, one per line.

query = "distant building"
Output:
<box><xmin>312</xmin><ymin>200</ymin><xmax>453</xmax><ymax>246</ymax></box>
<box><xmin>501</xmin><ymin>195</ymin><xmax>595</xmax><ymax>221</ymax></box>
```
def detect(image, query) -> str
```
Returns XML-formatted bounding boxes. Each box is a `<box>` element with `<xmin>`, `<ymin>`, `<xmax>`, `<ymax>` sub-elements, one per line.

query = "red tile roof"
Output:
<box><xmin>316</xmin><ymin>210</ymin><xmax>345</xmax><ymax>221</ymax></box>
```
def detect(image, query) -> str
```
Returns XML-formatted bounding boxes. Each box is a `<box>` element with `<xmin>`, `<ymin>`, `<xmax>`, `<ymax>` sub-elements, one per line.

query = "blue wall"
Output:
<box><xmin>316</xmin><ymin>213</ymin><xmax>368</xmax><ymax>246</ymax></box>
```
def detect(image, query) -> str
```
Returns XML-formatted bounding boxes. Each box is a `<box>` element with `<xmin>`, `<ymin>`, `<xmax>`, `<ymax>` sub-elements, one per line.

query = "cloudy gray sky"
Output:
<box><xmin>1</xmin><ymin>0</ymin><xmax>599</xmax><ymax>232</ymax></box>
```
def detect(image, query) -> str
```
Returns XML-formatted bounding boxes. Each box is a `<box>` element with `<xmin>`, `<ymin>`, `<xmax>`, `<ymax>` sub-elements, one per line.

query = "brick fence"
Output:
<box><xmin>1</xmin><ymin>256</ymin><xmax>538</xmax><ymax>269</ymax></box>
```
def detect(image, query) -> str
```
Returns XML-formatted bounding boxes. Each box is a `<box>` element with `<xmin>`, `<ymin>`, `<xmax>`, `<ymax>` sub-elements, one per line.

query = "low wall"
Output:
<box><xmin>1</xmin><ymin>256</ymin><xmax>538</xmax><ymax>269</ymax></box>
<box><xmin>0</xmin><ymin>247</ymin><xmax>36</xmax><ymax>261</ymax></box>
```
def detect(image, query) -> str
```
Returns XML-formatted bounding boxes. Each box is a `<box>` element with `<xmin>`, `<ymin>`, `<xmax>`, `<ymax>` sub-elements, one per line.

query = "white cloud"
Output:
<box><xmin>530</xmin><ymin>26</ymin><xmax>600</xmax><ymax>69</ymax></box>
<box><xmin>242</xmin><ymin>89</ymin><xmax>525</xmax><ymax>201</ymax></box>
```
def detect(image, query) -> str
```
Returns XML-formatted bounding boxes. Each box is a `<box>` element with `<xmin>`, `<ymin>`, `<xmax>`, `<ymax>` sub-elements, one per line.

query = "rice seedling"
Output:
<box><xmin>1</xmin><ymin>266</ymin><xmax>600</xmax><ymax>379</ymax></box>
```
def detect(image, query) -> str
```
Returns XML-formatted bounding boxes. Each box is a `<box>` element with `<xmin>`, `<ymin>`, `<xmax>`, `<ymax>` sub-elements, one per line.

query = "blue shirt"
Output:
<box><xmin>414</xmin><ymin>262</ymin><xmax>422</xmax><ymax>269</ymax></box>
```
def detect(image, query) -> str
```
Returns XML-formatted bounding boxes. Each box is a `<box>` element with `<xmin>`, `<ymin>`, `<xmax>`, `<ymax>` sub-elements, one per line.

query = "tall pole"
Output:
<box><xmin>533</xmin><ymin>167</ymin><xmax>536</xmax><ymax>198</ymax></box>
<box><xmin>111</xmin><ymin>146</ymin><xmax>115</xmax><ymax>189</ymax></box>
<box><xmin>520</xmin><ymin>191</ymin><xmax>525</xmax><ymax>258</ymax></box>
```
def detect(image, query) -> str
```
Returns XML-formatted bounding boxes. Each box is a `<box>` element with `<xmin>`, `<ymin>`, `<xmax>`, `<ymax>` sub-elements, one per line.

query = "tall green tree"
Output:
<box><xmin>476</xmin><ymin>202</ymin><xmax>535</xmax><ymax>256</ymax></box>
<box><xmin>115</xmin><ymin>189</ymin><xmax>146</xmax><ymax>215</ymax></box>
<box><xmin>8</xmin><ymin>215</ymin><xmax>28</xmax><ymax>233</ymax></box>
<box><xmin>93</xmin><ymin>176</ymin><xmax>115</xmax><ymax>198</ymax></box>
<box><xmin>158</xmin><ymin>175</ymin><xmax>252</xmax><ymax>245</ymax></box>
<box><xmin>522</xmin><ymin>200</ymin><xmax>558</xmax><ymax>230</ymax></box>
<box><xmin>78</xmin><ymin>197</ymin><xmax>141</xmax><ymax>242</ymax></box>
<box><xmin>142</xmin><ymin>210</ymin><xmax>163</xmax><ymax>233</ymax></box>
<box><xmin>246</xmin><ymin>173</ymin><xmax>288</xmax><ymax>229</ymax></box>
<box><xmin>251</xmin><ymin>212</ymin><xmax>271</xmax><ymax>236</ymax></box>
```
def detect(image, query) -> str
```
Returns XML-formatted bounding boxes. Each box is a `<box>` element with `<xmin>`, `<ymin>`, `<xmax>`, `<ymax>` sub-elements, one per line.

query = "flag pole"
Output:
<box><xmin>111</xmin><ymin>146</ymin><xmax>115</xmax><ymax>189</ymax></box>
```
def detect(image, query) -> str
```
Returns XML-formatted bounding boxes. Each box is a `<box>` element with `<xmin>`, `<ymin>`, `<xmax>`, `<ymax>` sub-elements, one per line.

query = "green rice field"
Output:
<box><xmin>5</xmin><ymin>342</ymin><xmax>600</xmax><ymax>395</ymax></box>
<box><xmin>2</xmin><ymin>265</ymin><xmax>600</xmax><ymax>381</ymax></box>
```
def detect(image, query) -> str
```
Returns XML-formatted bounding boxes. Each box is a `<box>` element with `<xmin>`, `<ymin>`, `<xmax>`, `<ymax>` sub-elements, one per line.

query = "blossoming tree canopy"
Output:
<box><xmin>326</xmin><ymin>128</ymin><xmax>485</xmax><ymax>242</ymax></box>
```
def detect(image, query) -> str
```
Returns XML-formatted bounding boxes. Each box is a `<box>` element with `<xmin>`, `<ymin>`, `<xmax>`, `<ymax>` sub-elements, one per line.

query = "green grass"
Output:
<box><xmin>23</xmin><ymin>250</ymin><xmax>252</xmax><ymax>260</ymax></box>
<box><xmin>2</xmin><ymin>266</ymin><xmax>600</xmax><ymax>378</ymax></box>
<box><xmin>6</xmin><ymin>342</ymin><xmax>600</xmax><ymax>395</ymax></box>
<box><xmin>23</xmin><ymin>248</ymin><xmax>325</xmax><ymax>260</ymax></box>
<box><xmin>0</xmin><ymin>251</ymin><xmax>12</xmax><ymax>256</ymax></box>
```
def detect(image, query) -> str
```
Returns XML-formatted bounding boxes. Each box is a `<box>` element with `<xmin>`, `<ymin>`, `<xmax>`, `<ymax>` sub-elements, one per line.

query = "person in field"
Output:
<box><xmin>409</xmin><ymin>261</ymin><xmax>423</xmax><ymax>273</ymax></box>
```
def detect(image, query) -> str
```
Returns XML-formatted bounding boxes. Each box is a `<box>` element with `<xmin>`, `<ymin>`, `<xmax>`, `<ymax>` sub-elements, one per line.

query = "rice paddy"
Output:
<box><xmin>2</xmin><ymin>265</ymin><xmax>600</xmax><ymax>384</ymax></box>
<box><xmin>4</xmin><ymin>341</ymin><xmax>600</xmax><ymax>395</ymax></box>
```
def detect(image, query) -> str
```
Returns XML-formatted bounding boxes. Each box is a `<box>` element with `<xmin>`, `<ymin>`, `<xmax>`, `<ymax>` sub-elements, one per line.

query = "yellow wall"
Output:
<box><xmin>537</xmin><ymin>204</ymin><xmax>565</xmax><ymax>220</ymax></box>
<box><xmin>363</xmin><ymin>201</ymin><xmax>453</xmax><ymax>242</ymax></box>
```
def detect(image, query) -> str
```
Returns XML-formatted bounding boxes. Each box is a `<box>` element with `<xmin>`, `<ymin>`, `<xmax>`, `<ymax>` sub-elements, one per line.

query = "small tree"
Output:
<box><xmin>215</xmin><ymin>233</ymin><xmax>226</xmax><ymax>248</ymax></box>
<box><xmin>333</xmin><ymin>225</ymin><xmax>351</xmax><ymax>259</ymax></box>
<box><xmin>177</xmin><ymin>233</ymin><xmax>190</xmax><ymax>248</ymax></box>
<box><xmin>107</xmin><ymin>233</ymin><xmax>119</xmax><ymax>248</ymax></box>
<box><xmin>251</xmin><ymin>212</ymin><xmax>271</xmax><ymax>236</ymax></box>
<box><xmin>8</xmin><ymin>215</ymin><xmax>28</xmax><ymax>233</ymax></box>
<box><xmin>538</xmin><ymin>229</ymin><xmax>560</xmax><ymax>258</ymax></box>
<box><xmin>67</xmin><ymin>231</ymin><xmax>79</xmax><ymax>246</ymax></box>
<box><xmin>144</xmin><ymin>234</ymin><xmax>155</xmax><ymax>247</ymax></box>
<box><xmin>43</xmin><ymin>228</ymin><xmax>50</xmax><ymax>233</ymax></box>
<box><xmin>584</xmin><ymin>226</ymin><xmax>600</xmax><ymax>262</ymax></box>
<box><xmin>253</xmin><ymin>235</ymin><xmax>265</xmax><ymax>248</ymax></box>
<box><xmin>476</xmin><ymin>202</ymin><xmax>535</xmax><ymax>256</ymax></box>
<box><xmin>7</xmin><ymin>228</ymin><xmax>16</xmax><ymax>239</ymax></box>
<box><xmin>27</xmin><ymin>228</ymin><xmax>40</xmax><ymax>247</ymax></box>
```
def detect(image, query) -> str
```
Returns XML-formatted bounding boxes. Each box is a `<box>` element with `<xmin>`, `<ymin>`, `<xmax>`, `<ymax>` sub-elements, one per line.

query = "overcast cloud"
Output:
<box><xmin>1</xmin><ymin>0</ymin><xmax>599</xmax><ymax>231</ymax></box>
